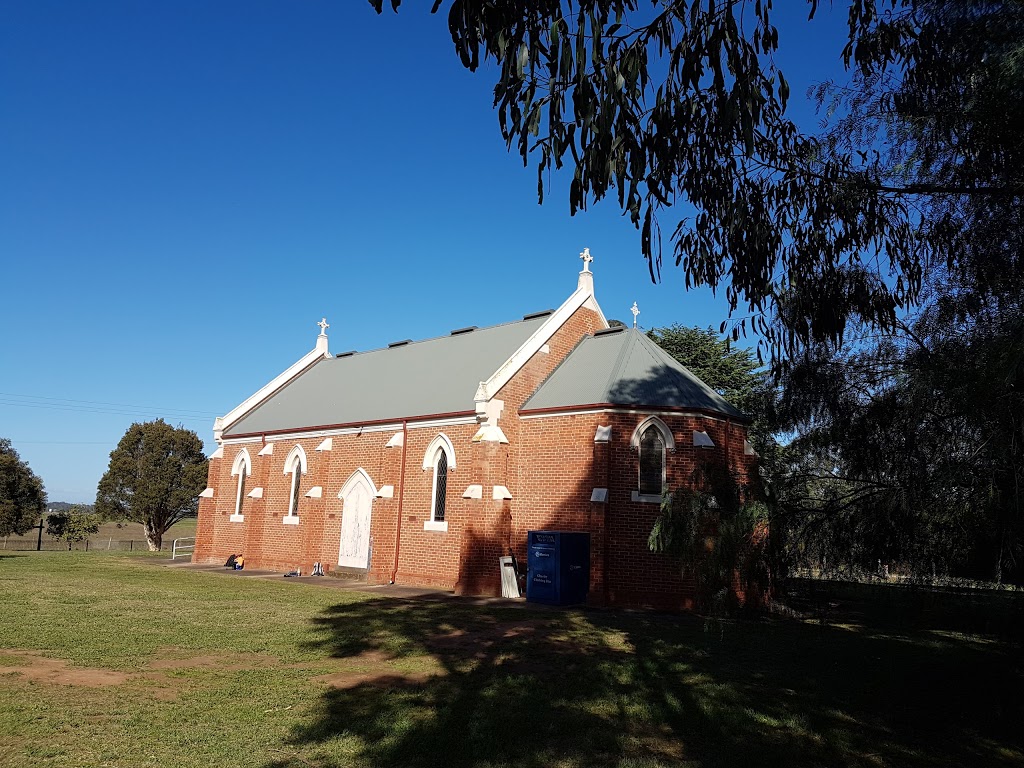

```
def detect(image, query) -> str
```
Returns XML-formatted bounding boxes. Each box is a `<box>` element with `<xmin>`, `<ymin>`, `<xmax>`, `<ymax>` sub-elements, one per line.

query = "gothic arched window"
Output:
<box><xmin>287</xmin><ymin>454</ymin><xmax>303</xmax><ymax>517</ymax></box>
<box><xmin>430</xmin><ymin>448</ymin><xmax>448</xmax><ymax>523</ymax></box>
<box><xmin>639</xmin><ymin>425</ymin><xmax>666</xmax><ymax>496</ymax></box>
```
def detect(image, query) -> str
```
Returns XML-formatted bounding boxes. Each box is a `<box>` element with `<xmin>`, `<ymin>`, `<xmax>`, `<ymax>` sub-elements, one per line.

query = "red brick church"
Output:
<box><xmin>193</xmin><ymin>251</ymin><xmax>756</xmax><ymax>607</ymax></box>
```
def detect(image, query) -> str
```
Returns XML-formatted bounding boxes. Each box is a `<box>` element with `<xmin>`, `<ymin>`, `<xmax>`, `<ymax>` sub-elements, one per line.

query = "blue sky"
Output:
<box><xmin>0</xmin><ymin>2</ymin><xmax>849</xmax><ymax>503</ymax></box>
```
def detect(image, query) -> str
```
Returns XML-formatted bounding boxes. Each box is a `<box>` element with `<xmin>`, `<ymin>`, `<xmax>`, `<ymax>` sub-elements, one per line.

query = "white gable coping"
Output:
<box><xmin>214</xmin><ymin>344</ymin><xmax>330</xmax><ymax>441</ymax></box>
<box><xmin>476</xmin><ymin>278</ymin><xmax>608</xmax><ymax>403</ymax></box>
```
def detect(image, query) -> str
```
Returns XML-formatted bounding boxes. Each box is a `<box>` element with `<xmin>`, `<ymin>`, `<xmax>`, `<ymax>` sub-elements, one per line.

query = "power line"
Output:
<box><xmin>0</xmin><ymin>400</ymin><xmax>212</xmax><ymax>423</ymax></box>
<box><xmin>0</xmin><ymin>391</ymin><xmax>220</xmax><ymax>417</ymax></box>
<box><xmin>8</xmin><ymin>440</ymin><xmax>113</xmax><ymax>445</ymax></box>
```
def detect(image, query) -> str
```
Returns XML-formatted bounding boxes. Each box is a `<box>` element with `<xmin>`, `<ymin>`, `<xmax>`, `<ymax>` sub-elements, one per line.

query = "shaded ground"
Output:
<box><xmin>1</xmin><ymin>553</ymin><xmax>1021</xmax><ymax>768</ymax></box>
<box><xmin>271</xmin><ymin>595</ymin><xmax>1024</xmax><ymax>768</ymax></box>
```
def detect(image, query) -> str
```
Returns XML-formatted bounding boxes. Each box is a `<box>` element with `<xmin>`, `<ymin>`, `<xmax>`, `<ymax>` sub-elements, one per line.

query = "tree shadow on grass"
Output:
<box><xmin>265</xmin><ymin>597</ymin><xmax>1024</xmax><ymax>768</ymax></box>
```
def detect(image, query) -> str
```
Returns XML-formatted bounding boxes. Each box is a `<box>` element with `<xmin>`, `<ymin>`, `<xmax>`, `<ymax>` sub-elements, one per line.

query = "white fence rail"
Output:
<box><xmin>171</xmin><ymin>537</ymin><xmax>196</xmax><ymax>561</ymax></box>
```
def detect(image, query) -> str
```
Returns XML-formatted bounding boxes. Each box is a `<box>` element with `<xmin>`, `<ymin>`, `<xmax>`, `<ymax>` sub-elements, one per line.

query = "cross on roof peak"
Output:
<box><xmin>317</xmin><ymin>318</ymin><xmax>329</xmax><ymax>336</ymax></box>
<box><xmin>579</xmin><ymin>247</ymin><xmax>593</xmax><ymax>273</ymax></box>
<box><xmin>630</xmin><ymin>302</ymin><xmax>640</xmax><ymax>328</ymax></box>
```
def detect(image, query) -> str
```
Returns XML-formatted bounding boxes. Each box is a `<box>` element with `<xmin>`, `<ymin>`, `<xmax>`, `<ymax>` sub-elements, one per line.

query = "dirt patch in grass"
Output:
<box><xmin>0</xmin><ymin>650</ymin><xmax>129</xmax><ymax>687</ymax></box>
<box><xmin>148</xmin><ymin>648</ymin><xmax>279</xmax><ymax>672</ymax></box>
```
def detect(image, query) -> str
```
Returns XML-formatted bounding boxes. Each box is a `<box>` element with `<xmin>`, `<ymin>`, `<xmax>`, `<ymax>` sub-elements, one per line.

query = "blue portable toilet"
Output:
<box><xmin>526</xmin><ymin>531</ymin><xmax>590</xmax><ymax>605</ymax></box>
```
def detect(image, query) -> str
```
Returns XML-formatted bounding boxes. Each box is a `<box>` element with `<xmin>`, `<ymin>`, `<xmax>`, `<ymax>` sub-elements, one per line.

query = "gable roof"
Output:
<box><xmin>520</xmin><ymin>327</ymin><xmax>748</xmax><ymax>421</ymax></box>
<box><xmin>222</xmin><ymin>315</ymin><xmax>550</xmax><ymax>437</ymax></box>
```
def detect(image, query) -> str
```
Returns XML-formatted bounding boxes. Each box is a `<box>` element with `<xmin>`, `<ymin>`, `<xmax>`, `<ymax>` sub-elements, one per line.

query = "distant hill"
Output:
<box><xmin>47</xmin><ymin>502</ymin><xmax>95</xmax><ymax>513</ymax></box>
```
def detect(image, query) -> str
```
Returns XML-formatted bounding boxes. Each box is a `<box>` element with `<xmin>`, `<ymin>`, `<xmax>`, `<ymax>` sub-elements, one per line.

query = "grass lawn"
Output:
<box><xmin>0</xmin><ymin>553</ymin><xmax>1021</xmax><ymax>768</ymax></box>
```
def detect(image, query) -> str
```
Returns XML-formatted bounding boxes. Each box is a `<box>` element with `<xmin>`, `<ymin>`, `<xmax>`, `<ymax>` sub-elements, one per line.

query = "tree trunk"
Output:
<box><xmin>144</xmin><ymin>522</ymin><xmax>161</xmax><ymax>552</ymax></box>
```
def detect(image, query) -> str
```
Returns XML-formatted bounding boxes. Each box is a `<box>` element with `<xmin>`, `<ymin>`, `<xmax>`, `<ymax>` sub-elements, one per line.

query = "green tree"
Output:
<box><xmin>95</xmin><ymin>420</ymin><xmax>208</xmax><ymax>551</ymax></box>
<box><xmin>0</xmin><ymin>438</ymin><xmax>47</xmax><ymax>537</ymax></box>
<box><xmin>646</xmin><ymin>325</ymin><xmax>764</xmax><ymax>417</ymax></box>
<box><xmin>46</xmin><ymin>505</ymin><xmax>101</xmax><ymax>550</ymax></box>
<box><xmin>771</xmin><ymin>259</ymin><xmax>1024</xmax><ymax>584</ymax></box>
<box><xmin>373</xmin><ymin>1</ymin><xmax>1023</xmax><ymax>360</ymax></box>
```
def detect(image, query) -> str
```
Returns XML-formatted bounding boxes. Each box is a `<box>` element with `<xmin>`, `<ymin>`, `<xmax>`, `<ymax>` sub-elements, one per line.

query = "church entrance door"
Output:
<box><xmin>338</xmin><ymin>471</ymin><xmax>374</xmax><ymax>569</ymax></box>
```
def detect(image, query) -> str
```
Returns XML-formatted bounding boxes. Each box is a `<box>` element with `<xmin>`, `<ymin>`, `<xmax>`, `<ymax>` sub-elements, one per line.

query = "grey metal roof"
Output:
<box><xmin>224</xmin><ymin>315</ymin><xmax>550</xmax><ymax>436</ymax></box>
<box><xmin>521</xmin><ymin>327</ymin><xmax>747</xmax><ymax>420</ymax></box>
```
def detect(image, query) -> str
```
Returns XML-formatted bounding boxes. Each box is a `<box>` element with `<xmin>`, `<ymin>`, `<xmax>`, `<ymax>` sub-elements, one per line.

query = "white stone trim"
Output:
<box><xmin>339</xmin><ymin>468</ymin><xmax>378</xmax><ymax>499</ymax></box>
<box><xmin>744</xmin><ymin>439</ymin><xmax>757</xmax><ymax>456</ymax></box>
<box><xmin>210</xmin><ymin>447</ymin><xmax>224</xmax><ymax>460</ymax></box>
<box><xmin>462</xmin><ymin>484</ymin><xmax>482</xmax><ymax>499</ymax></box>
<box><xmin>540</xmin><ymin>343</ymin><xmax>550</xmax><ymax>354</ymax></box>
<box><xmin>477</xmin><ymin>279</ymin><xmax>607</xmax><ymax>402</ymax></box>
<box><xmin>231</xmin><ymin>449</ymin><xmax>252</xmax><ymax>477</ymax></box>
<box><xmin>215</xmin><ymin>345</ymin><xmax>329</xmax><ymax>440</ymax></box>
<box><xmin>305</xmin><ymin>486</ymin><xmax>323</xmax><ymax>498</ymax></box>
<box><xmin>492</xmin><ymin>485</ymin><xmax>512</xmax><ymax>500</ymax></box>
<box><xmin>257</xmin><ymin>443</ymin><xmax>274</xmax><ymax>456</ymax></box>
<box><xmin>218</xmin><ymin>416</ymin><xmax>476</xmax><ymax>446</ymax></box>
<box><xmin>693</xmin><ymin>430</ymin><xmax>716</xmax><ymax>448</ymax></box>
<box><xmin>229</xmin><ymin>514</ymin><xmax>244</xmax><ymax>523</ymax></box>
<box><xmin>472</xmin><ymin>424</ymin><xmax>509</xmax><ymax>443</ymax></box>
<box><xmin>375</xmin><ymin>485</ymin><xmax>394</xmax><ymax>498</ymax></box>
<box><xmin>385</xmin><ymin>432</ymin><xmax>404</xmax><ymax>448</ymax></box>
<box><xmin>199</xmin><ymin>488</ymin><xmax>215</xmax><ymax>498</ymax></box>
<box><xmin>407</xmin><ymin>416</ymin><xmax>477</xmax><ymax>431</ymax></box>
<box><xmin>630</xmin><ymin>416</ymin><xmax>676</xmax><ymax>452</ymax></box>
<box><xmin>631</xmin><ymin>491</ymin><xmax>663</xmax><ymax>504</ymax></box>
<box><xmin>282</xmin><ymin>516</ymin><xmax>300</xmax><ymax>525</ymax></box>
<box><xmin>283</xmin><ymin>445</ymin><xmax>308</xmax><ymax>475</ymax></box>
<box><xmin>591</xmin><ymin>488</ymin><xmax>608</xmax><ymax>503</ymax></box>
<box><xmin>423</xmin><ymin>520</ymin><xmax>448</xmax><ymax>532</ymax></box>
<box><xmin>315</xmin><ymin>438</ymin><xmax>332</xmax><ymax>452</ymax></box>
<box><xmin>594</xmin><ymin>425</ymin><xmax>612</xmax><ymax>442</ymax></box>
<box><xmin>246</xmin><ymin>487</ymin><xmax>264</xmax><ymax>499</ymax></box>
<box><xmin>422</xmin><ymin>433</ymin><xmax>457</xmax><ymax>470</ymax></box>
<box><xmin>519</xmin><ymin>408</ymin><xmax>734</xmax><ymax>422</ymax></box>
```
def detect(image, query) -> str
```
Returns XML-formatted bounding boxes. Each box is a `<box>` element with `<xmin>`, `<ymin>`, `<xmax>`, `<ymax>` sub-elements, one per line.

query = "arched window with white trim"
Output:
<box><xmin>630</xmin><ymin>417</ymin><xmax>675</xmax><ymax>502</ymax></box>
<box><xmin>422</xmin><ymin>434</ymin><xmax>455</xmax><ymax>531</ymax></box>
<box><xmin>283</xmin><ymin>445</ymin><xmax>307</xmax><ymax>519</ymax></box>
<box><xmin>431</xmin><ymin>447</ymin><xmax>448</xmax><ymax>523</ymax></box>
<box><xmin>638</xmin><ymin>426</ymin><xmax>665</xmax><ymax>495</ymax></box>
<box><xmin>231</xmin><ymin>449</ymin><xmax>251</xmax><ymax>520</ymax></box>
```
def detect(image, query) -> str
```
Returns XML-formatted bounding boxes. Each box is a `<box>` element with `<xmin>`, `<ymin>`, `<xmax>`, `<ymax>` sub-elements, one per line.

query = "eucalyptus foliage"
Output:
<box><xmin>649</xmin><ymin>462</ymin><xmax>771</xmax><ymax>612</ymax></box>
<box><xmin>373</xmin><ymin>0</ymin><xmax>1023</xmax><ymax>361</ymax></box>
<box><xmin>0</xmin><ymin>438</ymin><xmax>46</xmax><ymax>537</ymax></box>
<box><xmin>95</xmin><ymin>420</ymin><xmax>208</xmax><ymax>552</ymax></box>
<box><xmin>773</xmin><ymin>263</ymin><xmax>1024</xmax><ymax>584</ymax></box>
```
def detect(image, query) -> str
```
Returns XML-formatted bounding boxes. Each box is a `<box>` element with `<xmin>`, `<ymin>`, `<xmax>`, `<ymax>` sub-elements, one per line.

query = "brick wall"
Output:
<box><xmin>191</xmin><ymin>301</ymin><xmax>758</xmax><ymax>610</ymax></box>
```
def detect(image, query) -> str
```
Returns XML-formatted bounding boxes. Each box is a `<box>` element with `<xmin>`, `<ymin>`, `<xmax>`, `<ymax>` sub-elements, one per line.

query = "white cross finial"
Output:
<box><xmin>579</xmin><ymin>247</ymin><xmax>593</xmax><ymax>273</ymax></box>
<box><xmin>317</xmin><ymin>317</ymin><xmax>329</xmax><ymax>336</ymax></box>
<box><xmin>630</xmin><ymin>302</ymin><xmax>640</xmax><ymax>328</ymax></box>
